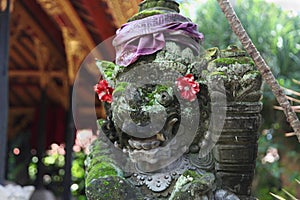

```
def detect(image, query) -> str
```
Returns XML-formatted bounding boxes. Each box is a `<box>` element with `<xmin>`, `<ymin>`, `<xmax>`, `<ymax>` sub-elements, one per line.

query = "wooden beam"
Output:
<box><xmin>8</xmin><ymin>112</ymin><xmax>33</xmax><ymax>140</ymax></box>
<box><xmin>13</xmin><ymin>86</ymin><xmax>35</xmax><ymax>106</ymax></box>
<box><xmin>9</xmin><ymin>107</ymin><xmax>35</xmax><ymax>114</ymax></box>
<box><xmin>35</xmin><ymin>88</ymin><xmax>47</xmax><ymax>188</ymax></box>
<box><xmin>9</xmin><ymin>46</ymin><xmax>28</xmax><ymax>69</ymax></box>
<box><xmin>63</xmin><ymin>85</ymin><xmax>75</xmax><ymax>200</ymax></box>
<box><xmin>13</xmin><ymin>39</ymin><xmax>36</xmax><ymax>66</ymax></box>
<box><xmin>9</xmin><ymin>70</ymin><xmax>65</xmax><ymax>78</ymax></box>
<box><xmin>9</xmin><ymin>90</ymin><xmax>19</xmax><ymax>106</ymax></box>
<box><xmin>14</xmin><ymin>1</ymin><xmax>65</xmax><ymax>65</ymax></box>
<box><xmin>0</xmin><ymin>0</ymin><xmax>10</xmax><ymax>185</ymax></box>
<box><xmin>36</xmin><ymin>0</ymin><xmax>95</xmax><ymax>51</ymax></box>
<box><xmin>20</xmin><ymin>0</ymin><xmax>64</xmax><ymax>54</ymax></box>
<box><xmin>57</xmin><ymin>0</ymin><xmax>95</xmax><ymax>50</ymax></box>
<box><xmin>24</xmin><ymin>85</ymin><xmax>41</xmax><ymax>103</ymax></box>
<box><xmin>102</xmin><ymin>0</ymin><xmax>141</xmax><ymax>28</ymax></box>
<box><xmin>81</xmin><ymin>0</ymin><xmax>116</xmax><ymax>39</ymax></box>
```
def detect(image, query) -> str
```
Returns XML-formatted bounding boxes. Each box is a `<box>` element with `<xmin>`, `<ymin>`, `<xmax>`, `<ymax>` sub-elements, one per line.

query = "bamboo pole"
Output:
<box><xmin>217</xmin><ymin>0</ymin><xmax>300</xmax><ymax>142</ymax></box>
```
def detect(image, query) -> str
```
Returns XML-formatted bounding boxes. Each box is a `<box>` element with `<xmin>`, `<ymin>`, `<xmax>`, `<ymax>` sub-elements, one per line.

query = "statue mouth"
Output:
<box><xmin>124</xmin><ymin>117</ymin><xmax>178</xmax><ymax>151</ymax></box>
<box><xmin>128</xmin><ymin>133</ymin><xmax>165</xmax><ymax>150</ymax></box>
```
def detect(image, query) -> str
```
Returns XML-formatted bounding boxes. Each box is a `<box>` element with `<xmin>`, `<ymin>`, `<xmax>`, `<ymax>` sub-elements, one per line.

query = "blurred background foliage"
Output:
<box><xmin>181</xmin><ymin>0</ymin><xmax>300</xmax><ymax>199</ymax></box>
<box><xmin>6</xmin><ymin>0</ymin><xmax>300</xmax><ymax>199</ymax></box>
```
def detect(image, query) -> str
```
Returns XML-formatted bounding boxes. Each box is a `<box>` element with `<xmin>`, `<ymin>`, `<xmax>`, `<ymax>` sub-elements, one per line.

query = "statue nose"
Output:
<box><xmin>119</xmin><ymin>108</ymin><xmax>167</xmax><ymax>138</ymax></box>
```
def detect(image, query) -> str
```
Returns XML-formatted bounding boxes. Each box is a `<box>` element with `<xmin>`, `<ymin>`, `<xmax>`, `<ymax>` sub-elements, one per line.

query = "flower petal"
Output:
<box><xmin>94</xmin><ymin>79</ymin><xmax>114</xmax><ymax>103</ymax></box>
<box><xmin>176</xmin><ymin>74</ymin><xmax>200</xmax><ymax>101</ymax></box>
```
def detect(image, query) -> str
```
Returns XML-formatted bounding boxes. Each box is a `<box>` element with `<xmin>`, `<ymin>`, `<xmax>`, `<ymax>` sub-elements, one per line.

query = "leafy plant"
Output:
<box><xmin>194</xmin><ymin>0</ymin><xmax>300</xmax><ymax>85</ymax></box>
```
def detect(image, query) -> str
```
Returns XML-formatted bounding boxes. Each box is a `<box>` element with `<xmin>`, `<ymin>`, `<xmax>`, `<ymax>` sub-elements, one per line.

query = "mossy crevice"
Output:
<box><xmin>212</xmin><ymin>57</ymin><xmax>255</xmax><ymax>66</ymax></box>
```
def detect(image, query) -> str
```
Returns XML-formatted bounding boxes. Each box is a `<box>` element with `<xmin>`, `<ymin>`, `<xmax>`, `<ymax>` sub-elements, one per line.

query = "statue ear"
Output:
<box><xmin>96</xmin><ymin>60</ymin><xmax>124</xmax><ymax>88</ymax></box>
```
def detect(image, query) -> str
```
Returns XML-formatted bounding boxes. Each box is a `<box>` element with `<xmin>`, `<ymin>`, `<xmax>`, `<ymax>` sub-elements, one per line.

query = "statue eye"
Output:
<box><xmin>158</xmin><ymin>91</ymin><xmax>173</xmax><ymax>106</ymax></box>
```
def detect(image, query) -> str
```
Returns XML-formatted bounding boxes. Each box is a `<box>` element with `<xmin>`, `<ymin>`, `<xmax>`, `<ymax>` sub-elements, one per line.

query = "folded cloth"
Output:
<box><xmin>113</xmin><ymin>13</ymin><xmax>204</xmax><ymax>66</ymax></box>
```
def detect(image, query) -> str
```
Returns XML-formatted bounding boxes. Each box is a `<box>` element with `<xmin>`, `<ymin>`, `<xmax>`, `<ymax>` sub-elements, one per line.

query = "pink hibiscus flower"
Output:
<box><xmin>176</xmin><ymin>74</ymin><xmax>200</xmax><ymax>102</ymax></box>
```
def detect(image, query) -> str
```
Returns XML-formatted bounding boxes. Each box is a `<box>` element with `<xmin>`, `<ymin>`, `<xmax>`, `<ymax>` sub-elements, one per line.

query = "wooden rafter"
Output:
<box><xmin>9</xmin><ymin>47</ymin><xmax>27</xmax><ymax>69</ymax></box>
<box><xmin>36</xmin><ymin>0</ymin><xmax>95</xmax><ymax>51</ymax></box>
<box><xmin>81</xmin><ymin>0</ymin><xmax>116</xmax><ymax>39</ymax></box>
<box><xmin>8</xmin><ymin>110</ymin><xmax>34</xmax><ymax>139</ymax></box>
<box><xmin>20</xmin><ymin>0</ymin><xmax>64</xmax><ymax>53</ymax></box>
<box><xmin>9</xmin><ymin>107</ymin><xmax>34</xmax><ymax>114</ymax></box>
<box><xmin>9</xmin><ymin>70</ymin><xmax>65</xmax><ymax>78</ymax></box>
<box><xmin>102</xmin><ymin>0</ymin><xmax>141</xmax><ymax>28</ymax></box>
<box><xmin>12</xmin><ymin>86</ymin><xmax>34</xmax><ymax>106</ymax></box>
<box><xmin>14</xmin><ymin>1</ymin><xmax>65</xmax><ymax>65</ymax></box>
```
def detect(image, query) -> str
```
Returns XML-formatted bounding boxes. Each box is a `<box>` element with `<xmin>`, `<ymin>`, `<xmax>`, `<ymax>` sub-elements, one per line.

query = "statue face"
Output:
<box><xmin>113</xmin><ymin>84</ymin><xmax>180</xmax><ymax>155</ymax></box>
<box><xmin>100</xmin><ymin>56</ymin><xmax>206</xmax><ymax>172</ymax></box>
<box><xmin>112</xmin><ymin>83</ymin><xmax>177</xmax><ymax>141</ymax></box>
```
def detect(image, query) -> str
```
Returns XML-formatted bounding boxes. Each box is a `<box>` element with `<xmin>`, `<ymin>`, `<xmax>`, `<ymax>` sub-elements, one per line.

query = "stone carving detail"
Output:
<box><xmin>85</xmin><ymin>1</ymin><xmax>262</xmax><ymax>199</ymax></box>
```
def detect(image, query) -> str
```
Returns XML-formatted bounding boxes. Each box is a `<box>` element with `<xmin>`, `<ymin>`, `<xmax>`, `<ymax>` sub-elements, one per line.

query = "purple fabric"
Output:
<box><xmin>113</xmin><ymin>13</ymin><xmax>204</xmax><ymax>66</ymax></box>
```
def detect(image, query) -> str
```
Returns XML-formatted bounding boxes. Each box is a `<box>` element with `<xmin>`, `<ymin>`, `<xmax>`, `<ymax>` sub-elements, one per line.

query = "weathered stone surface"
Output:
<box><xmin>86</xmin><ymin>1</ymin><xmax>262</xmax><ymax>199</ymax></box>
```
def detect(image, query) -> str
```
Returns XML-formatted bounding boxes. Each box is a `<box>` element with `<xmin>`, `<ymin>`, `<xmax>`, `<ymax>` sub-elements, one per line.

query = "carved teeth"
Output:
<box><xmin>128</xmin><ymin>138</ymin><xmax>162</xmax><ymax>150</ymax></box>
<box><xmin>128</xmin><ymin>139</ymin><xmax>134</xmax><ymax>148</ymax></box>
<box><xmin>141</xmin><ymin>143</ymin><xmax>152</xmax><ymax>150</ymax></box>
<box><xmin>133</xmin><ymin>141</ymin><xmax>142</xmax><ymax>150</ymax></box>
<box><xmin>128</xmin><ymin>139</ymin><xmax>142</xmax><ymax>150</ymax></box>
<box><xmin>156</xmin><ymin>133</ymin><xmax>166</xmax><ymax>142</ymax></box>
<box><xmin>151</xmin><ymin>140</ymin><xmax>160</xmax><ymax>148</ymax></box>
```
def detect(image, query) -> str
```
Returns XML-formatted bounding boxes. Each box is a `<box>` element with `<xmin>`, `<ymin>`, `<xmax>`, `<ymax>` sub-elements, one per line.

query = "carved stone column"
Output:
<box><xmin>206</xmin><ymin>46</ymin><xmax>262</xmax><ymax>200</ymax></box>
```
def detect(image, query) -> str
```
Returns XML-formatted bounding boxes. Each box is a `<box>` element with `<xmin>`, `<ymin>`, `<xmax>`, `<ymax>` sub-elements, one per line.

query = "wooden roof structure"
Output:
<box><xmin>7</xmin><ymin>0</ymin><xmax>142</xmax><ymax>140</ymax></box>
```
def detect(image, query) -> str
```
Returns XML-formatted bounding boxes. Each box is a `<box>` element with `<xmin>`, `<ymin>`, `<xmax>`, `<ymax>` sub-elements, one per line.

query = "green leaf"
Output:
<box><xmin>95</xmin><ymin>60</ymin><xmax>124</xmax><ymax>87</ymax></box>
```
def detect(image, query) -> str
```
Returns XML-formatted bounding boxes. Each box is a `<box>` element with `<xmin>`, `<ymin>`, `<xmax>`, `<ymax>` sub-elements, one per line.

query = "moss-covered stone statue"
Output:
<box><xmin>85</xmin><ymin>1</ymin><xmax>262</xmax><ymax>199</ymax></box>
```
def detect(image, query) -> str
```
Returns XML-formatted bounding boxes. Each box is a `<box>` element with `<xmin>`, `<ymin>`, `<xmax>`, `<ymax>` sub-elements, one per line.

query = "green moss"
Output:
<box><xmin>245</xmin><ymin>70</ymin><xmax>261</xmax><ymax>76</ymax></box>
<box><xmin>102</xmin><ymin>180</ymin><xmax>110</xmax><ymax>186</ymax></box>
<box><xmin>113</xmin><ymin>82</ymin><xmax>128</xmax><ymax>95</ymax></box>
<box><xmin>213</xmin><ymin>57</ymin><xmax>255</xmax><ymax>66</ymax></box>
<box><xmin>95</xmin><ymin>60</ymin><xmax>124</xmax><ymax>87</ymax></box>
<box><xmin>210</xmin><ymin>71</ymin><xmax>226</xmax><ymax>76</ymax></box>
<box><xmin>143</xmin><ymin>84</ymin><xmax>171</xmax><ymax>106</ymax></box>
<box><xmin>86</xmin><ymin>176</ymin><xmax>143</xmax><ymax>200</ymax></box>
<box><xmin>128</xmin><ymin>10</ymin><xmax>164</xmax><ymax>21</ymax></box>
<box><xmin>182</xmin><ymin>170</ymin><xmax>199</xmax><ymax>178</ymax></box>
<box><xmin>138</xmin><ymin>0</ymin><xmax>179</xmax><ymax>13</ymax></box>
<box><xmin>88</xmin><ymin>139</ymin><xmax>102</xmax><ymax>152</ymax></box>
<box><xmin>170</xmin><ymin>171</ymin><xmax>216</xmax><ymax>199</ymax></box>
<box><xmin>87</xmin><ymin>156</ymin><xmax>113</xmax><ymax>169</ymax></box>
<box><xmin>86</xmin><ymin>161</ymin><xmax>123</xmax><ymax>187</ymax></box>
<box><xmin>205</xmin><ymin>47</ymin><xmax>219</xmax><ymax>60</ymax></box>
<box><xmin>97</xmin><ymin>119</ymin><xmax>105</xmax><ymax>129</ymax></box>
<box><xmin>85</xmin><ymin>137</ymin><xmax>124</xmax><ymax>188</ymax></box>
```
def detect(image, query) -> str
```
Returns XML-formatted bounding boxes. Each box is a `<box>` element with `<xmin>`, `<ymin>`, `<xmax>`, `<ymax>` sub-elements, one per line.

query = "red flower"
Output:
<box><xmin>176</xmin><ymin>74</ymin><xmax>200</xmax><ymax>102</ymax></box>
<box><xmin>94</xmin><ymin>80</ymin><xmax>114</xmax><ymax>103</ymax></box>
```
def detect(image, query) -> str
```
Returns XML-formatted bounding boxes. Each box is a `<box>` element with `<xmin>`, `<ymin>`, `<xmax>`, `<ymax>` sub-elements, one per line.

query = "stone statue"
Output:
<box><xmin>85</xmin><ymin>1</ymin><xmax>262</xmax><ymax>199</ymax></box>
